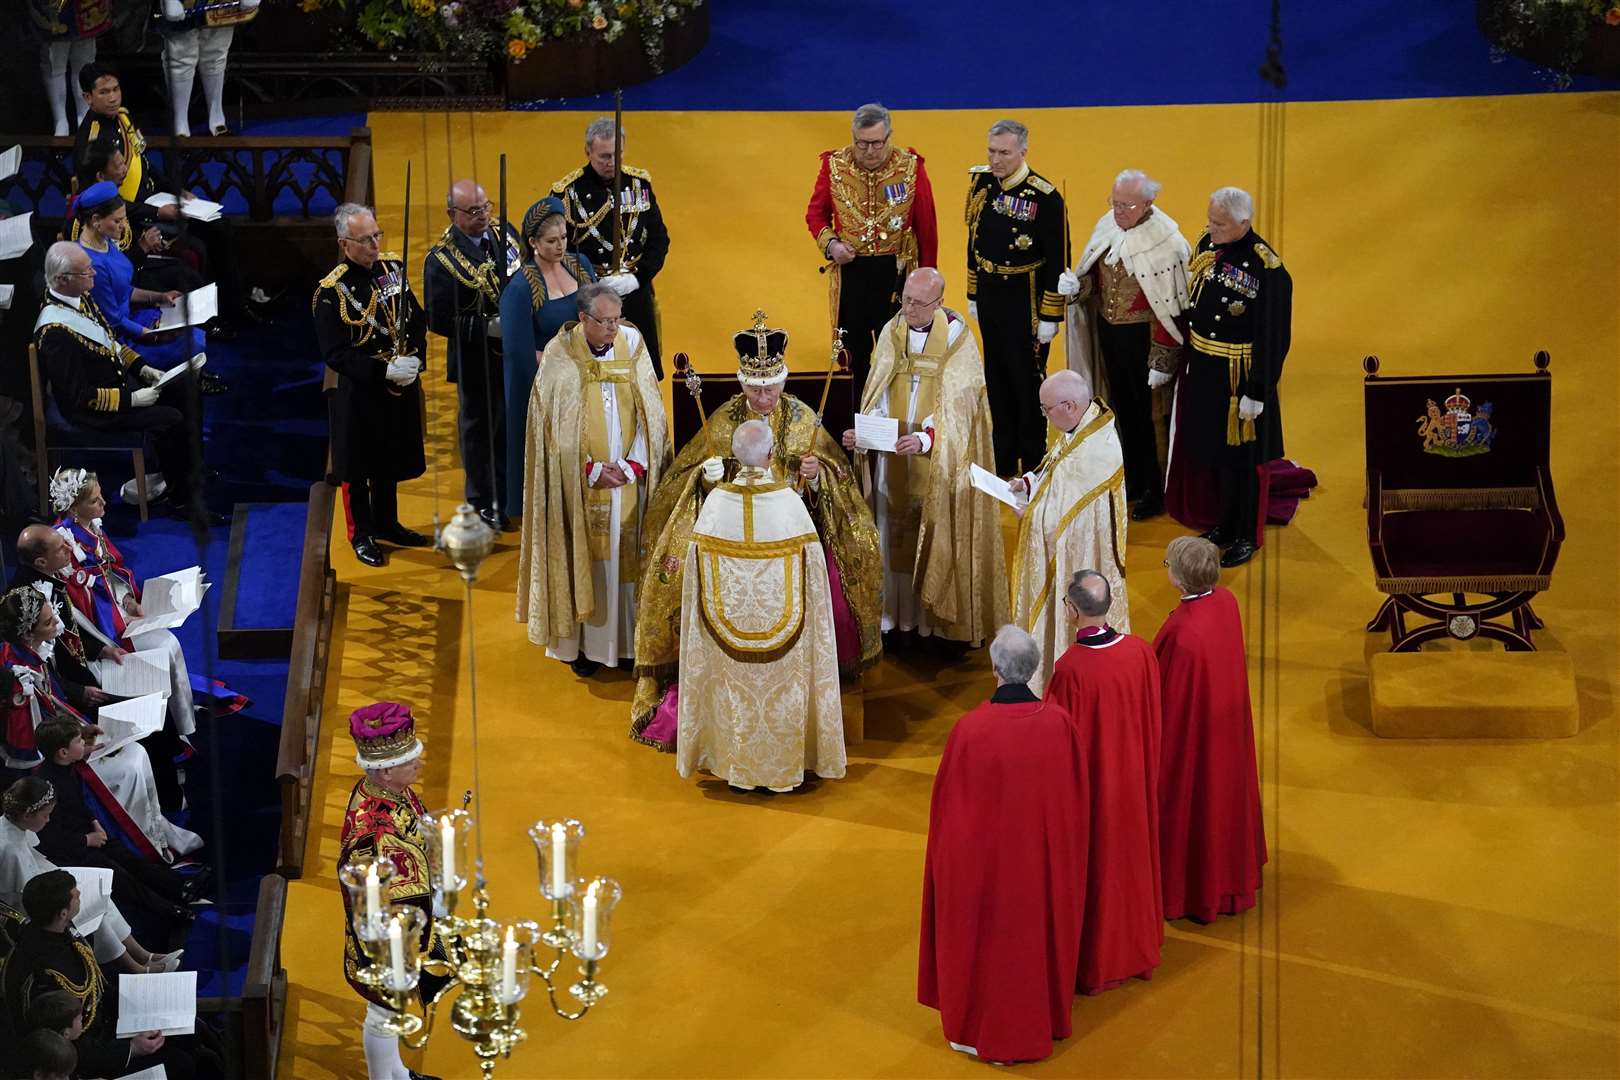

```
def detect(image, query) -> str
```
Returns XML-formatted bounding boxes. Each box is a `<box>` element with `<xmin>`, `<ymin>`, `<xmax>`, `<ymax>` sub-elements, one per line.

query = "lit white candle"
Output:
<box><xmin>439</xmin><ymin>818</ymin><xmax>456</xmax><ymax>889</ymax></box>
<box><xmin>550</xmin><ymin>823</ymin><xmax>567</xmax><ymax>896</ymax></box>
<box><xmin>582</xmin><ymin>882</ymin><xmax>599</xmax><ymax>957</ymax></box>
<box><xmin>501</xmin><ymin>926</ymin><xmax>518</xmax><ymax>1001</ymax></box>
<box><xmin>365</xmin><ymin>863</ymin><xmax>381</xmax><ymax>922</ymax></box>
<box><xmin>387</xmin><ymin>918</ymin><xmax>406</xmax><ymax>990</ymax></box>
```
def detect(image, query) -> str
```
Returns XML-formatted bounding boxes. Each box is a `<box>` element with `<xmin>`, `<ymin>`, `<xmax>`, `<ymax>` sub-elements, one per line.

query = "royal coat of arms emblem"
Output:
<box><xmin>1417</xmin><ymin>388</ymin><xmax>1496</xmax><ymax>457</ymax></box>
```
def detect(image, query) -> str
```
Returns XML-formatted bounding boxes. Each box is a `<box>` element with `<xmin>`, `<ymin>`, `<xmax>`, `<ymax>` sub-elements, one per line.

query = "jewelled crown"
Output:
<box><xmin>734</xmin><ymin>309</ymin><xmax>789</xmax><ymax>386</ymax></box>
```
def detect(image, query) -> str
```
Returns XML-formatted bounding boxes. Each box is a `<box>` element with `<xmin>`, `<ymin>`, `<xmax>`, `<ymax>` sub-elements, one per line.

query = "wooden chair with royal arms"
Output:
<box><xmin>1363</xmin><ymin>351</ymin><xmax>1563</xmax><ymax>651</ymax></box>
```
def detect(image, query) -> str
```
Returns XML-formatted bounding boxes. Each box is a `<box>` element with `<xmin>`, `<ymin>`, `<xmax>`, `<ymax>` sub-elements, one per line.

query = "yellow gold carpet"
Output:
<box><xmin>279</xmin><ymin>94</ymin><xmax>1620</xmax><ymax>1077</ymax></box>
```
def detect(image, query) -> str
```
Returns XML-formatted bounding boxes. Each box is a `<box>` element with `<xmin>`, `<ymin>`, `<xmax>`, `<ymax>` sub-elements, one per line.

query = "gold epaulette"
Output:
<box><xmin>318</xmin><ymin>263</ymin><xmax>348</xmax><ymax>289</ymax></box>
<box><xmin>1027</xmin><ymin>173</ymin><xmax>1055</xmax><ymax>195</ymax></box>
<box><xmin>87</xmin><ymin>118</ymin><xmax>102</xmax><ymax>142</ymax></box>
<box><xmin>551</xmin><ymin>165</ymin><xmax>585</xmax><ymax>194</ymax></box>
<box><xmin>1253</xmin><ymin>241</ymin><xmax>1283</xmax><ymax>269</ymax></box>
<box><xmin>623</xmin><ymin>164</ymin><xmax>651</xmax><ymax>181</ymax></box>
<box><xmin>968</xmin><ymin>164</ymin><xmax>989</xmax><ymax>174</ymax></box>
<box><xmin>379</xmin><ymin>251</ymin><xmax>402</xmax><ymax>262</ymax></box>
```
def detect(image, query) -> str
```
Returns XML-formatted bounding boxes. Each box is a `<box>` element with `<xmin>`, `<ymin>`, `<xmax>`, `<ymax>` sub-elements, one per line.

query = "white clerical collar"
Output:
<box><xmin>48</xmin><ymin>288</ymin><xmax>82</xmax><ymax>309</ymax></box>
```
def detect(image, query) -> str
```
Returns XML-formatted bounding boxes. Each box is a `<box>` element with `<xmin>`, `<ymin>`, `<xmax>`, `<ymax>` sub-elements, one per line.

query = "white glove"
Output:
<box><xmin>131</xmin><ymin>387</ymin><xmax>160</xmax><ymax>407</ymax></box>
<box><xmin>1238</xmin><ymin>395</ymin><xmax>1264</xmax><ymax>421</ymax></box>
<box><xmin>1056</xmin><ymin>269</ymin><xmax>1081</xmax><ymax>297</ymax></box>
<box><xmin>700</xmin><ymin>457</ymin><xmax>724</xmax><ymax>484</ymax></box>
<box><xmin>386</xmin><ymin>355</ymin><xmax>422</xmax><ymax>386</ymax></box>
<box><xmin>188</xmin><ymin>352</ymin><xmax>207</xmax><ymax>371</ymax></box>
<box><xmin>485</xmin><ymin>316</ymin><xmax>503</xmax><ymax>339</ymax></box>
<box><xmin>138</xmin><ymin>365</ymin><xmax>163</xmax><ymax>386</ymax></box>
<box><xmin>603</xmin><ymin>273</ymin><xmax>640</xmax><ymax>297</ymax></box>
<box><xmin>161</xmin><ymin>0</ymin><xmax>185</xmax><ymax>18</ymax></box>
<box><xmin>1037</xmin><ymin>320</ymin><xmax>1058</xmax><ymax>345</ymax></box>
<box><xmin>968</xmin><ymin>301</ymin><xmax>978</xmax><ymax>320</ymax></box>
<box><xmin>1147</xmin><ymin>368</ymin><xmax>1172</xmax><ymax>390</ymax></box>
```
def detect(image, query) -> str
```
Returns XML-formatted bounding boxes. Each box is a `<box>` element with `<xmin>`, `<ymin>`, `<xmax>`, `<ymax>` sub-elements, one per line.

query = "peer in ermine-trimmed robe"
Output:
<box><xmin>516</xmin><ymin>283</ymin><xmax>669</xmax><ymax>673</ymax></box>
<box><xmin>846</xmin><ymin>269</ymin><xmax>1005</xmax><ymax>645</ymax></box>
<box><xmin>919</xmin><ymin>625</ymin><xmax>1087</xmax><ymax>1064</ymax></box>
<box><xmin>1154</xmin><ymin>536</ymin><xmax>1266</xmax><ymax>922</ymax></box>
<box><xmin>1043</xmin><ymin>570</ymin><xmax>1163</xmax><ymax>995</ymax></box>
<box><xmin>1009</xmin><ymin>370</ymin><xmax>1129</xmax><ymax>695</ymax></box>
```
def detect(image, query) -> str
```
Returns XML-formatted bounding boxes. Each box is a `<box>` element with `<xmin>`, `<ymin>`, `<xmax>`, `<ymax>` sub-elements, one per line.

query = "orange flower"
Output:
<box><xmin>508</xmin><ymin>38</ymin><xmax>528</xmax><ymax>58</ymax></box>
<box><xmin>591</xmin><ymin>13</ymin><xmax>607</xmax><ymax>28</ymax></box>
<box><xmin>1606</xmin><ymin>6</ymin><xmax>1620</xmax><ymax>25</ymax></box>
<box><xmin>567</xmin><ymin>0</ymin><xmax>582</xmax><ymax>7</ymax></box>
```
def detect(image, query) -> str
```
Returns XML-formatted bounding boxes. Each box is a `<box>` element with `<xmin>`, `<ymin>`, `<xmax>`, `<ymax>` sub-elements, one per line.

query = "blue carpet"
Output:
<box><xmin>230</xmin><ymin>501</ymin><xmax>310</xmax><ymax>630</ymax></box>
<box><xmin>513</xmin><ymin>0</ymin><xmax>1617</xmax><ymax>112</ymax></box>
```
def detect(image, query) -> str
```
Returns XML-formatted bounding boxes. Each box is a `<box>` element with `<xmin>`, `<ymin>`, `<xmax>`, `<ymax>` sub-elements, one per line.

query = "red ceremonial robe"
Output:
<box><xmin>1153</xmin><ymin>586</ymin><xmax>1267</xmax><ymax>921</ymax></box>
<box><xmin>918</xmin><ymin>686</ymin><xmax>1089</xmax><ymax>1063</ymax></box>
<box><xmin>1045</xmin><ymin>627</ymin><xmax>1164</xmax><ymax>993</ymax></box>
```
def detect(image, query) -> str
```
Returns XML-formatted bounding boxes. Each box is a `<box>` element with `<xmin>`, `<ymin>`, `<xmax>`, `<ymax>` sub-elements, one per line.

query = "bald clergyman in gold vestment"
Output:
<box><xmin>1010</xmin><ymin>369</ymin><xmax>1130</xmax><ymax>695</ymax></box>
<box><xmin>844</xmin><ymin>268</ymin><xmax>1006</xmax><ymax>645</ymax></box>
<box><xmin>630</xmin><ymin>314</ymin><xmax>882</xmax><ymax>749</ymax></box>
<box><xmin>516</xmin><ymin>283</ymin><xmax>670</xmax><ymax>674</ymax></box>
<box><xmin>675</xmin><ymin>421</ymin><xmax>846</xmax><ymax>791</ymax></box>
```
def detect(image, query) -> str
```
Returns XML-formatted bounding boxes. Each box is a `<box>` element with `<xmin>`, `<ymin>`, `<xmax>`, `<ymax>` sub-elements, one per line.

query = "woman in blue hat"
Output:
<box><xmin>74</xmin><ymin>180</ymin><xmax>206</xmax><ymax>374</ymax></box>
<box><xmin>498</xmin><ymin>195</ymin><xmax>596</xmax><ymax>518</ymax></box>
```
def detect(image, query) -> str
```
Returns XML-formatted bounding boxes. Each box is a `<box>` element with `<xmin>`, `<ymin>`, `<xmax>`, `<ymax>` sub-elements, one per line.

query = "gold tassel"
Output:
<box><xmin>1227</xmin><ymin>396</ymin><xmax>1241</xmax><ymax>445</ymax></box>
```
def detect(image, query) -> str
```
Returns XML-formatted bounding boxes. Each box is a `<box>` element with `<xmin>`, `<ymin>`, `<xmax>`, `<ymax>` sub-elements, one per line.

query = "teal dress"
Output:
<box><xmin>499</xmin><ymin>252</ymin><xmax>595</xmax><ymax>518</ymax></box>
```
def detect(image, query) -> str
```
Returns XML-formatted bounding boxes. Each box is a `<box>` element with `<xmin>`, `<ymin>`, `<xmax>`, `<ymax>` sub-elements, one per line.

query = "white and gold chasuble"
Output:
<box><xmin>1011</xmin><ymin>402</ymin><xmax>1131</xmax><ymax>695</ymax></box>
<box><xmin>676</xmin><ymin>468</ymin><xmax>845</xmax><ymax>790</ymax></box>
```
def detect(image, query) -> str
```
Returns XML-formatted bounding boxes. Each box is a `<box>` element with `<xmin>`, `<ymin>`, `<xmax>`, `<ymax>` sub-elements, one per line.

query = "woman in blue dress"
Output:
<box><xmin>499</xmin><ymin>196</ymin><xmax>595</xmax><ymax>518</ymax></box>
<box><xmin>75</xmin><ymin>181</ymin><xmax>204</xmax><ymax>372</ymax></box>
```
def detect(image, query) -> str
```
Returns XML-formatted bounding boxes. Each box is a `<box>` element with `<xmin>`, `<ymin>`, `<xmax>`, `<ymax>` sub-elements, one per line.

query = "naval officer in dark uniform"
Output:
<box><xmin>423</xmin><ymin>178</ymin><xmax>521</xmax><ymax>533</ymax></box>
<box><xmin>314</xmin><ymin>203</ymin><xmax>430</xmax><ymax>568</ymax></box>
<box><xmin>552</xmin><ymin>117</ymin><xmax>671</xmax><ymax>378</ymax></box>
<box><xmin>965</xmin><ymin>119</ymin><xmax>1069</xmax><ymax>476</ymax></box>
<box><xmin>1171</xmin><ymin>186</ymin><xmax>1292</xmax><ymax>568</ymax></box>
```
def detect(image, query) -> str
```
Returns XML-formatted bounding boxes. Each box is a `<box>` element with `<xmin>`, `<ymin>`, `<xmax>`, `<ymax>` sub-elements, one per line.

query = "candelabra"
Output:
<box><xmin>339</xmin><ymin>504</ymin><xmax>621</xmax><ymax>1077</ymax></box>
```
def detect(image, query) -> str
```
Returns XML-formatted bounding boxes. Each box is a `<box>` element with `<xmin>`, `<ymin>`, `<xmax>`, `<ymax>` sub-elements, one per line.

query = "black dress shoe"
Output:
<box><xmin>569</xmin><ymin>657</ymin><xmax>601</xmax><ymax>677</ymax></box>
<box><xmin>1129</xmin><ymin>497</ymin><xmax>1163</xmax><ymax>521</ymax></box>
<box><xmin>407</xmin><ymin>1071</ymin><xmax>443</xmax><ymax>1080</ymax></box>
<box><xmin>352</xmin><ymin>536</ymin><xmax>386</xmax><ymax>566</ymax></box>
<box><xmin>1198</xmin><ymin>527</ymin><xmax>1227</xmax><ymax>546</ymax></box>
<box><xmin>478</xmin><ymin>507</ymin><xmax>509</xmax><ymax>533</ymax></box>
<box><xmin>377</xmin><ymin>525</ymin><xmax>432</xmax><ymax>547</ymax></box>
<box><xmin>1220</xmin><ymin>539</ymin><xmax>1257</xmax><ymax>567</ymax></box>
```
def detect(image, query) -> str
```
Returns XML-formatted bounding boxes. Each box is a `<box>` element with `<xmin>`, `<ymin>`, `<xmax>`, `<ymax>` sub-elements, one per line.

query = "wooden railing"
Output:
<box><xmin>199</xmin><ymin>874</ymin><xmax>289</xmax><ymax>1080</ymax></box>
<box><xmin>274</xmin><ymin>480</ymin><xmax>338</xmax><ymax>878</ymax></box>
<box><xmin>0</xmin><ymin>128</ymin><xmax>373</xmax><ymax>222</ymax></box>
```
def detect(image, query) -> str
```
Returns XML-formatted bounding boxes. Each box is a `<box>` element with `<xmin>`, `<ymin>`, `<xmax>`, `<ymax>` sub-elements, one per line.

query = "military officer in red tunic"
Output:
<box><xmin>805</xmin><ymin>102</ymin><xmax>939</xmax><ymax>401</ymax></box>
<box><xmin>338</xmin><ymin>702</ymin><xmax>445</xmax><ymax>1080</ymax></box>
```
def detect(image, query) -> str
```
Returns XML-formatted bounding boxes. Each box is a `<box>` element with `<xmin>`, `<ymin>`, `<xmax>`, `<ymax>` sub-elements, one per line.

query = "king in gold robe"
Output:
<box><xmin>517</xmin><ymin>313</ymin><xmax>670</xmax><ymax>668</ymax></box>
<box><xmin>630</xmin><ymin>316</ymin><xmax>881</xmax><ymax>748</ymax></box>
<box><xmin>1011</xmin><ymin>371</ymin><xmax>1131</xmax><ymax>695</ymax></box>
<box><xmin>675</xmin><ymin>432</ymin><xmax>845</xmax><ymax>791</ymax></box>
<box><xmin>852</xmin><ymin>275</ymin><xmax>1006</xmax><ymax>646</ymax></box>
